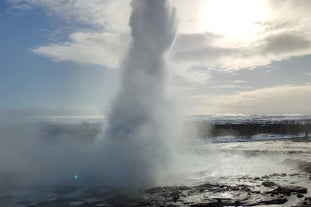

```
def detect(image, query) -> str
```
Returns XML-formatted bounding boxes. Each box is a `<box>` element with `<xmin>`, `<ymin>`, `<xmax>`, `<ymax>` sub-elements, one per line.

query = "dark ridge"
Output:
<box><xmin>194</xmin><ymin>119</ymin><xmax>311</xmax><ymax>139</ymax></box>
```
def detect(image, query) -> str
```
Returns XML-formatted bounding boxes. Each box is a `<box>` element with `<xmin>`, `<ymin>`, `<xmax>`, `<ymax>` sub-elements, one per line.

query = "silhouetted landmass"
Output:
<box><xmin>195</xmin><ymin>119</ymin><xmax>311</xmax><ymax>139</ymax></box>
<box><xmin>42</xmin><ymin>121</ymin><xmax>102</xmax><ymax>140</ymax></box>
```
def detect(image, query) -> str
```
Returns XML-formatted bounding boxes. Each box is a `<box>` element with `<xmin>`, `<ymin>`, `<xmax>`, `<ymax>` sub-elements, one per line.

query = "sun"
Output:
<box><xmin>203</xmin><ymin>0</ymin><xmax>269</xmax><ymax>42</ymax></box>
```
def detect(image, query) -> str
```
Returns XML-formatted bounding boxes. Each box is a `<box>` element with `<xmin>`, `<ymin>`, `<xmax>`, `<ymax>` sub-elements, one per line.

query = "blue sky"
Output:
<box><xmin>0</xmin><ymin>2</ymin><xmax>118</xmax><ymax>116</ymax></box>
<box><xmin>1</xmin><ymin>0</ymin><xmax>311</xmax><ymax>116</ymax></box>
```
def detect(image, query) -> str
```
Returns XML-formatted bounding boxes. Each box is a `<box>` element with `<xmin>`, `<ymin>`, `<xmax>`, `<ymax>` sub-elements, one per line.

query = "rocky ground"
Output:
<box><xmin>1</xmin><ymin>138</ymin><xmax>310</xmax><ymax>207</ymax></box>
<box><xmin>1</xmin><ymin>171</ymin><xmax>310</xmax><ymax>207</ymax></box>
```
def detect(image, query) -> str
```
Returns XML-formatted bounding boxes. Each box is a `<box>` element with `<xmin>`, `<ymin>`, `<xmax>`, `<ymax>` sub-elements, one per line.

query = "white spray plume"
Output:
<box><xmin>101</xmin><ymin>0</ymin><xmax>177</xmax><ymax>188</ymax></box>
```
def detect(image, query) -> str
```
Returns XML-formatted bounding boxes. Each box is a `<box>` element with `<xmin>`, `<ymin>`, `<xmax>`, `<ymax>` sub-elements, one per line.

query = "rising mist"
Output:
<box><xmin>101</xmin><ymin>0</ymin><xmax>178</xmax><ymax>188</ymax></box>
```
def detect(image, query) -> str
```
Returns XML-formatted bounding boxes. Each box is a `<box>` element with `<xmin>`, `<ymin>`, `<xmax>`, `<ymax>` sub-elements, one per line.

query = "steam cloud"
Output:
<box><xmin>102</xmin><ymin>0</ymin><xmax>177</xmax><ymax>187</ymax></box>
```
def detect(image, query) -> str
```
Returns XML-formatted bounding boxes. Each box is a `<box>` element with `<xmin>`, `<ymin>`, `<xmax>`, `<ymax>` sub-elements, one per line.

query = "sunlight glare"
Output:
<box><xmin>203</xmin><ymin>0</ymin><xmax>268</xmax><ymax>42</ymax></box>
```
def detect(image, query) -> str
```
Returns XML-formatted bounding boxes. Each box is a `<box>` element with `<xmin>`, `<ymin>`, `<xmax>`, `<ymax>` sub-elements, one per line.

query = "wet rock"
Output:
<box><xmin>270</xmin><ymin>173</ymin><xmax>281</xmax><ymax>177</ymax></box>
<box><xmin>0</xmin><ymin>195</ymin><xmax>15</xmax><ymax>206</ymax></box>
<box><xmin>25</xmin><ymin>198</ymin><xmax>73</xmax><ymax>207</ymax></box>
<box><xmin>54</xmin><ymin>185</ymin><xmax>79</xmax><ymax>195</ymax></box>
<box><xmin>189</xmin><ymin>199</ymin><xmax>242</xmax><ymax>207</ymax></box>
<box><xmin>252</xmin><ymin>197</ymin><xmax>288</xmax><ymax>205</ymax></box>
<box><xmin>296</xmin><ymin>197</ymin><xmax>311</xmax><ymax>207</ymax></box>
<box><xmin>95</xmin><ymin>204</ymin><xmax>108</xmax><ymax>207</ymax></box>
<box><xmin>271</xmin><ymin>185</ymin><xmax>307</xmax><ymax>195</ymax></box>
<box><xmin>17</xmin><ymin>200</ymin><xmax>32</xmax><ymax>205</ymax></box>
<box><xmin>238</xmin><ymin>185</ymin><xmax>251</xmax><ymax>192</ymax></box>
<box><xmin>7</xmin><ymin>171</ymin><xmax>311</xmax><ymax>207</ymax></box>
<box><xmin>170</xmin><ymin>190</ymin><xmax>180</xmax><ymax>202</ymax></box>
<box><xmin>262</xmin><ymin>181</ymin><xmax>277</xmax><ymax>188</ymax></box>
<box><xmin>299</xmin><ymin>161</ymin><xmax>311</xmax><ymax>173</ymax></box>
<box><xmin>81</xmin><ymin>187</ymin><xmax>108</xmax><ymax>198</ymax></box>
<box><xmin>230</xmin><ymin>186</ymin><xmax>239</xmax><ymax>191</ymax></box>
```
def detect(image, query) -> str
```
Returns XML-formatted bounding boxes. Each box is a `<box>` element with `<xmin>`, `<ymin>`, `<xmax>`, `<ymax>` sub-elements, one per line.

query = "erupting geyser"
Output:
<box><xmin>102</xmin><ymin>0</ymin><xmax>177</xmax><ymax>187</ymax></box>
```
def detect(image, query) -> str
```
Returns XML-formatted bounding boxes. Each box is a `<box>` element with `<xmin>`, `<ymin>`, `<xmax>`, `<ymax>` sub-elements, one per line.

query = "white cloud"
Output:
<box><xmin>8</xmin><ymin>0</ymin><xmax>131</xmax><ymax>69</ymax></box>
<box><xmin>199</xmin><ymin>85</ymin><xmax>311</xmax><ymax>115</ymax></box>
<box><xmin>12</xmin><ymin>0</ymin><xmax>213</xmax><ymax>83</ymax></box>
<box><xmin>32</xmin><ymin>32</ymin><xmax>129</xmax><ymax>68</ymax></box>
<box><xmin>172</xmin><ymin>0</ymin><xmax>206</xmax><ymax>33</ymax></box>
<box><xmin>265</xmin><ymin>0</ymin><xmax>311</xmax><ymax>32</ymax></box>
<box><xmin>171</xmin><ymin>64</ymin><xmax>211</xmax><ymax>86</ymax></box>
<box><xmin>170</xmin><ymin>0</ymin><xmax>311</xmax><ymax>72</ymax></box>
<box><xmin>8</xmin><ymin>0</ymin><xmax>131</xmax><ymax>32</ymax></box>
<box><xmin>233</xmin><ymin>80</ymin><xmax>248</xmax><ymax>84</ymax></box>
<box><xmin>8</xmin><ymin>0</ymin><xmax>311</xmax><ymax>86</ymax></box>
<box><xmin>171</xmin><ymin>31</ymin><xmax>311</xmax><ymax>71</ymax></box>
